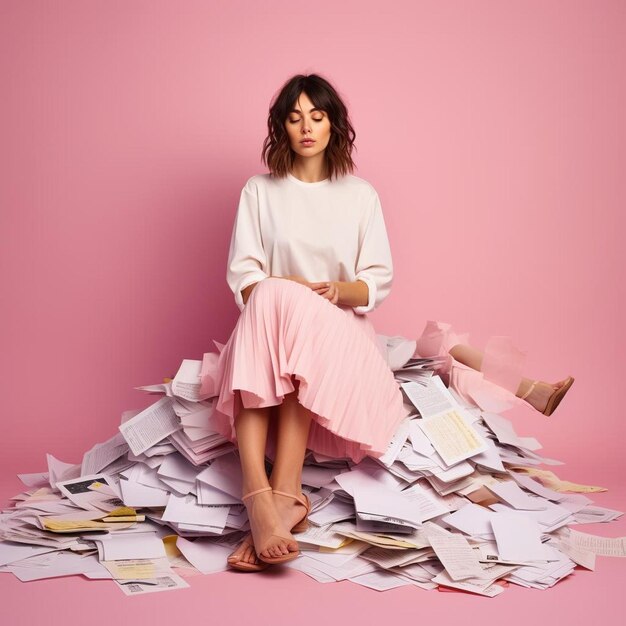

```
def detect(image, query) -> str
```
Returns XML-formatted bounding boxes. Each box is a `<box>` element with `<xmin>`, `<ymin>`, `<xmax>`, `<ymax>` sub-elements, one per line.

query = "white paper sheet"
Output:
<box><xmin>119</xmin><ymin>397</ymin><xmax>181</xmax><ymax>455</ymax></box>
<box><xmin>565</xmin><ymin>528</ymin><xmax>626</xmax><ymax>557</ymax></box>
<box><xmin>490</xmin><ymin>513</ymin><xmax>553</xmax><ymax>562</ymax></box>
<box><xmin>424</xmin><ymin>527</ymin><xmax>486</xmax><ymax>581</ymax></box>
<box><xmin>116</xmin><ymin>571</ymin><xmax>189</xmax><ymax>595</ymax></box>
<box><xmin>401</xmin><ymin>376</ymin><xmax>458</xmax><ymax>418</ymax></box>
<box><xmin>120</xmin><ymin>479</ymin><xmax>170</xmax><ymax>507</ymax></box>
<box><xmin>175</xmin><ymin>537</ymin><xmax>233</xmax><ymax>574</ymax></box>
<box><xmin>162</xmin><ymin>494</ymin><xmax>229</xmax><ymax>532</ymax></box>
<box><xmin>81</xmin><ymin>432</ymin><xmax>129</xmax><ymax>476</ymax></box>
<box><xmin>486</xmin><ymin>480</ymin><xmax>549</xmax><ymax>510</ymax></box>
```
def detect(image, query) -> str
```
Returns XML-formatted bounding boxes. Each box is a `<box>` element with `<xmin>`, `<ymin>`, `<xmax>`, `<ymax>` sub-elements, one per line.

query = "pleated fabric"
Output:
<box><xmin>211</xmin><ymin>277</ymin><xmax>411</xmax><ymax>463</ymax></box>
<box><xmin>414</xmin><ymin>320</ymin><xmax>528</xmax><ymax>413</ymax></box>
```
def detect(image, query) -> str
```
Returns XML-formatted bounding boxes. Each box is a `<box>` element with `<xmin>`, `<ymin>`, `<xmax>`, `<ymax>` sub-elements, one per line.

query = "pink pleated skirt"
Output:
<box><xmin>210</xmin><ymin>277</ymin><xmax>411</xmax><ymax>464</ymax></box>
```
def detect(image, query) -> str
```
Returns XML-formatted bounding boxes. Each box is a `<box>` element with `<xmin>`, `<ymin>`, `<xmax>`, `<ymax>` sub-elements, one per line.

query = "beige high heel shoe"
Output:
<box><xmin>521</xmin><ymin>376</ymin><xmax>575</xmax><ymax>416</ymax></box>
<box><xmin>241</xmin><ymin>486</ymin><xmax>301</xmax><ymax>565</ymax></box>
<box><xmin>226</xmin><ymin>533</ymin><xmax>269</xmax><ymax>572</ymax></box>
<box><xmin>272</xmin><ymin>490</ymin><xmax>311</xmax><ymax>533</ymax></box>
<box><xmin>227</xmin><ymin>489</ymin><xmax>311</xmax><ymax>571</ymax></box>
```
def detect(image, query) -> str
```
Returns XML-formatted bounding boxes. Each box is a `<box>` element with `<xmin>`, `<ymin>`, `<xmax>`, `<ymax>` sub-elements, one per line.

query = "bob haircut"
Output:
<box><xmin>261</xmin><ymin>73</ymin><xmax>357</xmax><ymax>181</ymax></box>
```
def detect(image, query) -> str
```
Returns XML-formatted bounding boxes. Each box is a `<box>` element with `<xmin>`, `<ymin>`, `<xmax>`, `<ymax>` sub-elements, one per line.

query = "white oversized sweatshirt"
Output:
<box><xmin>226</xmin><ymin>172</ymin><xmax>394</xmax><ymax>315</ymax></box>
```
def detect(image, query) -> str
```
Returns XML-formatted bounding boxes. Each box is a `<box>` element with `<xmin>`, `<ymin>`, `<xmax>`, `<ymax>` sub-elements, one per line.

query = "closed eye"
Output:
<box><xmin>289</xmin><ymin>117</ymin><xmax>324</xmax><ymax>124</ymax></box>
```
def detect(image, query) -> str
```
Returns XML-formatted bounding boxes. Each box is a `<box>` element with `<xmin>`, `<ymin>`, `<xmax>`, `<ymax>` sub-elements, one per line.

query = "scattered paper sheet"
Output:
<box><xmin>7</xmin><ymin>552</ymin><xmax>110</xmax><ymax>582</ymax></box>
<box><xmin>119</xmin><ymin>397</ymin><xmax>181</xmax><ymax>455</ymax></box>
<box><xmin>486</xmin><ymin>480</ymin><xmax>549</xmax><ymax>510</ymax></box>
<box><xmin>295</xmin><ymin>523</ymin><xmax>347</xmax><ymax>549</ymax></box>
<box><xmin>418</xmin><ymin>409</ymin><xmax>488</xmax><ymax>466</ymax></box>
<box><xmin>491</xmin><ymin>513</ymin><xmax>553</xmax><ymax>562</ymax></box>
<box><xmin>56</xmin><ymin>474</ymin><xmax>120</xmax><ymax>512</ymax></box>
<box><xmin>102</xmin><ymin>557</ymin><xmax>173</xmax><ymax>580</ymax></box>
<box><xmin>175</xmin><ymin>538</ymin><xmax>233</xmax><ymax>574</ymax></box>
<box><xmin>551</xmin><ymin>536</ymin><xmax>596</xmax><ymax>570</ymax></box>
<box><xmin>356</xmin><ymin>490</ymin><xmax>423</xmax><ymax>528</ymax></box>
<box><xmin>171</xmin><ymin>360</ymin><xmax>206</xmax><ymax>402</ymax></box>
<box><xmin>0</xmin><ymin>543</ymin><xmax>56</xmax><ymax>567</ymax></box>
<box><xmin>401</xmin><ymin>376</ymin><xmax>458</xmax><ymax>418</ymax></box>
<box><xmin>2</xmin><ymin>358</ymin><xmax>622</xmax><ymax>598</ymax></box>
<box><xmin>432</xmin><ymin>569</ymin><xmax>505</xmax><ymax>597</ymax></box>
<box><xmin>94</xmin><ymin>530</ymin><xmax>167</xmax><ymax>561</ymax></box>
<box><xmin>81</xmin><ymin>432</ymin><xmax>129</xmax><ymax>476</ymax></box>
<box><xmin>565</xmin><ymin>528</ymin><xmax>626</xmax><ymax>557</ymax></box>
<box><xmin>162</xmin><ymin>494</ymin><xmax>229</xmax><ymax>532</ymax></box>
<box><xmin>424</xmin><ymin>526</ymin><xmax>486</xmax><ymax>581</ymax></box>
<box><xmin>349</xmin><ymin>570</ymin><xmax>413</xmax><ymax>591</ymax></box>
<box><xmin>480</xmin><ymin>412</ymin><xmax>541</xmax><ymax>451</ymax></box>
<box><xmin>120</xmin><ymin>479</ymin><xmax>169</xmax><ymax>507</ymax></box>
<box><xmin>507</xmin><ymin>467</ymin><xmax>607</xmax><ymax>493</ymax></box>
<box><xmin>442</xmin><ymin>502</ymin><xmax>498</xmax><ymax>537</ymax></box>
<box><xmin>115</xmin><ymin>571</ymin><xmax>189</xmax><ymax>595</ymax></box>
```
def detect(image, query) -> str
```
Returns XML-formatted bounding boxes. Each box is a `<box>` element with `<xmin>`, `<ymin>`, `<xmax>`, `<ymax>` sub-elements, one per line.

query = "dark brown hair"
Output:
<box><xmin>261</xmin><ymin>74</ymin><xmax>357</xmax><ymax>181</ymax></box>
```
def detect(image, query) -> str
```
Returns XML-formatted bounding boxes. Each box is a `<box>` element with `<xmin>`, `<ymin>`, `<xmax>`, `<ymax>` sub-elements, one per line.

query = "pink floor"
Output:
<box><xmin>1</xmin><ymin>470</ymin><xmax>624</xmax><ymax>626</ymax></box>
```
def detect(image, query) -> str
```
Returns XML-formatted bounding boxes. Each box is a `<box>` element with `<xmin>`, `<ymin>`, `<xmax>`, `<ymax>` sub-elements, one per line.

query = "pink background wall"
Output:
<box><xmin>1</xmin><ymin>1</ymin><xmax>625</xmax><ymax>622</ymax></box>
<box><xmin>2</xmin><ymin>1</ymin><xmax>624</xmax><ymax>485</ymax></box>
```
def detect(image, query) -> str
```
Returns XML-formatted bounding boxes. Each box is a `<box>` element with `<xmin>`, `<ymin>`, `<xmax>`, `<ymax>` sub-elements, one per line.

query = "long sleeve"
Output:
<box><xmin>226</xmin><ymin>178</ymin><xmax>270</xmax><ymax>311</ymax></box>
<box><xmin>352</xmin><ymin>190</ymin><xmax>394</xmax><ymax>315</ymax></box>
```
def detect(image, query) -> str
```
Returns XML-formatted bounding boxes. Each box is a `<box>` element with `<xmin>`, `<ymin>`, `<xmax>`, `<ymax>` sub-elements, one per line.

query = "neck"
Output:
<box><xmin>290</xmin><ymin>154</ymin><xmax>328</xmax><ymax>182</ymax></box>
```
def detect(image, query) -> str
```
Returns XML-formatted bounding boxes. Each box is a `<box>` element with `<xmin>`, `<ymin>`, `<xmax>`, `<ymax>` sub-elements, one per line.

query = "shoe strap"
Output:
<box><xmin>272</xmin><ymin>489</ymin><xmax>309</xmax><ymax>511</ymax></box>
<box><xmin>241</xmin><ymin>486</ymin><xmax>272</xmax><ymax>502</ymax></box>
<box><xmin>520</xmin><ymin>380</ymin><xmax>538</xmax><ymax>400</ymax></box>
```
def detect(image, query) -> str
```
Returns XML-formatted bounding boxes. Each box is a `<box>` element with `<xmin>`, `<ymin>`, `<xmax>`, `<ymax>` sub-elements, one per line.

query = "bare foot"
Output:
<box><xmin>520</xmin><ymin>378</ymin><xmax>569</xmax><ymax>413</ymax></box>
<box><xmin>272</xmin><ymin>490</ymin><xmax>309</xmax><ymax>532</ymax></box>
<box><xmin>243</xmin><ymin>488</ymin><xmax>299</xmax><ymax>560</ymax></box>
<box><xmin>227</xmin><ymin>533</ymin><xmax>265</xmax><ymax>567</ymax></box>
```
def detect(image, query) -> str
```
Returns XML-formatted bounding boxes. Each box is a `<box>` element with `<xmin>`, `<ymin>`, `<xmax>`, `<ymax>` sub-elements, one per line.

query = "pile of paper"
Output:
<box><xmin>1</xmin><ymin>336</ymin><xmax>624</xmax><ymax>596</ymax></box>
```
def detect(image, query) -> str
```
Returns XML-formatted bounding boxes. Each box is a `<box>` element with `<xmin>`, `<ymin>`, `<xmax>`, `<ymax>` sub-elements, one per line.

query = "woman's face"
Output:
<box><xmin>284</xmin><ymin>91</ymin><xmax>331</xmax><ymax>159</ymax></box>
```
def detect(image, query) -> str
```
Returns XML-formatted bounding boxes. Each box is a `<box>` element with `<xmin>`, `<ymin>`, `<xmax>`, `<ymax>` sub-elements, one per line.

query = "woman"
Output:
<box><xmin>206</xmin><ymin>74</ymin><xmax>574</xmax><ymax>572</ymax></box>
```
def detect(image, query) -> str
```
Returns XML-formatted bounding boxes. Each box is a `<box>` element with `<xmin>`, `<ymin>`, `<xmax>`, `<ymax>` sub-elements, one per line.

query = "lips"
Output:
<box><xmin>300</xmin><ymin>139</ymin><xmax>316</xmax><ymax>144</ymax></box>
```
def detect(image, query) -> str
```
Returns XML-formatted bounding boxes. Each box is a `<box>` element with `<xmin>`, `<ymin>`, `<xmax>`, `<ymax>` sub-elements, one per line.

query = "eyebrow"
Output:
<box><xmin>289</xmin><ymin>107</ymin><xmax>323</xmax><ymax>114</ymax></box>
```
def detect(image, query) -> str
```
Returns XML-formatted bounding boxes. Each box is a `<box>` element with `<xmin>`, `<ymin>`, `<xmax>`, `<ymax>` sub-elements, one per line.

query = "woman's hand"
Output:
<box><xmin>281</xmin><ymin>276</ymin><xmax>340</xmax><ymax>306</ymax></box>
<box><xmin>309</xmin><ymin>281</ymin><xmax>340</xmax><ymax>305</ymax></box>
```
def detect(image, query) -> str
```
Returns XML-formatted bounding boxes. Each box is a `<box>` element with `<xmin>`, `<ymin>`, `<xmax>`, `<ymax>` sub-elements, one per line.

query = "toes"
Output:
<box><xmin>243</xmin><ymin>545</ymin><xmax>255</xmax><ymax>563</ymax></box>
<box><xmin>227</xmin><ymin>541</ymin><xmax>246</xmax><ymax>561</ymax></box>
<box><xmin>259</xmin><ymin>540</ymin><xmax>299</xmax><ymax>560</ymax></box>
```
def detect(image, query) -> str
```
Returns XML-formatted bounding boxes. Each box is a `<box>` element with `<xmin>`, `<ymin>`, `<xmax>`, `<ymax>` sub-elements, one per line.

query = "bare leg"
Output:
<box><xmin>227</xmin><ymin>403</ymin><xmax>295</xmax><ymax>565</ymax></box>
<box><xmin>448</xmin><ymin>344</ymin><xmax>569</xmax><ymax>413</ymax></box>
<box><xmin>269</xmin><ymin>386</ymin><xmax>313</xmax><ymax>530</ymax></box>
